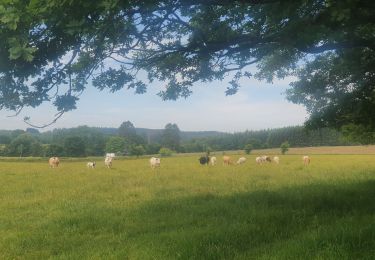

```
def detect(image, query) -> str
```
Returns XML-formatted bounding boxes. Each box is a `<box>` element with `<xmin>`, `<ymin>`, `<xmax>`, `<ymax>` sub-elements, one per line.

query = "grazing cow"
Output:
<box><xmin>256</xmin><ymin>156</ymin><xmax>271</xmax><ymax>164</ymax></box>
<box><xmin>223</xmin><ymin>155</ymin><xmax>233</xmax><ymax>165</ymax></box>
<box><xmin>255</xmin><ymin>156</ymin><xmax>262</xmax><ymax>164</ymax></box>
<box><xmin>264</xmin><ymin>156</ymin><xmax>272</xmax><ymax>162</ymax></box>
<box><xmin>150</xmin><ymin>157</ymin><xmax>161</xmax><ymax>169</ymax></box>
<box><xmin>237</xmin><ymin>157</ymin><xmax>247</xmax><ymax>164</ymax></box>
<box><xmin>199</xmin><ymin>155</ymin><xmax>210</xmax><ymax>165</ymax></box>
<box><xmin>273</xmin><ymin>156</ymin><xmax>280</xmax><ymax>164</ymax></box>
<box><xmin>210</xmin><ymin>156</ymin><xmax>217</xmax><ymax>166</ymax></box>
<box><xmin>104</xmin><ymin>156</ymin><xmax>113</xmax><ymax>168</ymax></box>
<box><xmin>49</xmin><ymin>157</ymin><xmax>60</xmax><ymax>168</ymax></box>
<box><xmin>87</xmin><ymin>161</ymin><xmax>96</xmax><ymax>168</ymax></box>
<box><xmin>303</xmin><ymin>155</ymin><xmax>310</xmax><ymax>165</ymax></box>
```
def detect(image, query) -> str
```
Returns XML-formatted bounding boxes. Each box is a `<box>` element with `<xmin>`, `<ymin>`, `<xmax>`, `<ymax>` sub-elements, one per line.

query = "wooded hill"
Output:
<box><xmin>0</xmin><ymin>125</ymin><xmax>362</xmax><ymax>157</ymax></box>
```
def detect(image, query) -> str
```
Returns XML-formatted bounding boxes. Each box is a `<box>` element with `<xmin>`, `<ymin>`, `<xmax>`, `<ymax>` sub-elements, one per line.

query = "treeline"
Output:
<box><xmin>0</xmin><ymin>123</ymin><xmax>360</xmax><ymax>158</ymax></box>
<box><xmin>181</xmin><ymin>126</ymin><xmax>353</xmax><ymax>153</ymax></box>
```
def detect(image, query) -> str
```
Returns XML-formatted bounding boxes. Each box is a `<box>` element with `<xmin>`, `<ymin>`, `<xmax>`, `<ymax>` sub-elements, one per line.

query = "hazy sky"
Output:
<box><xmin>0</xmin><ymin>73</ymin><xmax>308</xmax><ymax>132</ymax></box>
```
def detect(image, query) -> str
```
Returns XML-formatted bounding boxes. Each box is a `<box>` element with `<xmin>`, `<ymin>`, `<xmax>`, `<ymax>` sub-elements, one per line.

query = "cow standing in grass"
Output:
<box><xmin>87</xmin><ymin>162</ymin><xmax>96</xmax><ymax>168</ymax></box>
<box><xmin>303</xmin><ymin>156</ymin><xmax>310</xmax><ymax>165</ymax></box>
<box><xmin>210</xmin><ymin>156</ymin><xmax>217</xmax><ymax>166</ymax></box>
<box><xmin>199</xmin><ymin>151</ymin><xmax>211</xmax><ymax>166</ymax></box>
<box><xmin>105</xmin><ymin>156</ymin><xmax>113</xmax><ymax>168</ymax></box>
<box><xmin>150</xmin><ymin>157</ymin><xmax>161</xmax><ymax>169</ymax></box>
<box><xmin>223</xmin><ymin>155</ymin><xmax>233</xmax><ymax>165</ymax></box>
<box><xmin>273</xmin><ymin>156</ymin><xmax>280</xmax><ymax>164</ymax></box>
<box><xmin>49</xmin><ymin>157</ymin><xmax>60</xmax><ymax>168</ymax></box>
<box><xmin>237</xmin><ymin>157</ymin><xmax>246</xmax><ymax>164</ymax></box>
<box><xmin>199</xmin><ymin>155</ymin><xmax>210</xmax><ymax>165</ymax></box>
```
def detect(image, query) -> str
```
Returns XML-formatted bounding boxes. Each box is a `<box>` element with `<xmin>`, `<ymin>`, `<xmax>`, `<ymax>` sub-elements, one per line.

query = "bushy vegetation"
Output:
<box><xmin>0</xmin><ymin>124</ymin><xmax>372</xmax><ymax>158</ymax></box>
<box><xmin>280</xmin><ymin>141</ymin><xmax>290</xmax><ymax>155</ymax></box>
<box><xmin>0</xmin><ymin>154</ymin><xmax>374</xmax><ymax>259</ymax></box>
<box><xmin>159</xmin><ymin>147</ymin><xmax>174</xmax><ymax>157</ymax></box>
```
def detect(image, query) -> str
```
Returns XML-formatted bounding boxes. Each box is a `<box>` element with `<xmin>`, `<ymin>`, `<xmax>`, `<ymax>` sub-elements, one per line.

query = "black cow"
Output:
<box><xmin>199</xmin><ymin>156</ymin><xmax>210</xmax><ymax>165</ymax></box>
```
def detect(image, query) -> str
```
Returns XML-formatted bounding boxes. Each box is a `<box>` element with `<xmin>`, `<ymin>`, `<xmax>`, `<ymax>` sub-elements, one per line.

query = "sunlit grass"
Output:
<box><xmin>1</xmin><ymin>154</ymin><xmax>374</xmax><ymax>259</ymax></box>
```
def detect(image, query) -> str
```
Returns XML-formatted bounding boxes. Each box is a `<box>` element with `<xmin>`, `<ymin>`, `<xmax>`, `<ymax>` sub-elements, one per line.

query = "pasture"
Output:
<box><xmin>0</xmin><ymin>154</ymin><xmax>374</xmax><ymax>259</ymax></box>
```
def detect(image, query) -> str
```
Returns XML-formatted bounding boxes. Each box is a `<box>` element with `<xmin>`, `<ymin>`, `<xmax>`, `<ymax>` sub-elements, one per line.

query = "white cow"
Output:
<box><xmin>210</xmin><ymin>156</ymin><xmax>217</xmax><ymax>166</ymax></box>
<box><xmin>255</xmin><ymin>157</ymin><xmax>262</xmax><ymax>164</ymax></box>
<box><xmin>49</xmin><ymin>157</ymin><xmax>60</xmax><ymax>168</ymax></box>
<box><xmin>237</xmin><ymin>157</ymin><xmax>246</xmax><ymax>164</ymax></box>
<box><xmin>273</xmin><ymin>156</ymin><xmax>280</xmax><ymax>164</ymax></box>
<box><xmin>303</xmin><ymin>155</ymin><xmax>310</xmax><ymax>165</ymax></box>
<box><xmin>150</xmin><ymin>157</ymin><xmax>161</xmax><ymax>169</ymax></box>
<box><xmin>105</xmin><ymin>156</ymin><xmax>113</xmax><ymax>168</ymax></box>
<box><xmin>256</xmin><ymin>156</ymin><xmax>271</xmax><ymax>164</ymax></box>
<box><xmin>87</xmin><ymin>161</ymin><xmax>96</xmax><ymax>168</ymax></box>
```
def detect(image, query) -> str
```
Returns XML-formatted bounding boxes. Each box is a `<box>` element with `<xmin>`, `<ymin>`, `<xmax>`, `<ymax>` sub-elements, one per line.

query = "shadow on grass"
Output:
<box><xmin>9</xmin><ymin>180</ymin><xmax>375</xmax><ymax>259</ymax></box>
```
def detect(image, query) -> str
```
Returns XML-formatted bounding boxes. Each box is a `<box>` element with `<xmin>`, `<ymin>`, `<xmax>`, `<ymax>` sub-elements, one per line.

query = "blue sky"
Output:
<box><xmin>0</xmin><ymin>73</ymin><xmax>308</xmax><ymax>132</ymax></box>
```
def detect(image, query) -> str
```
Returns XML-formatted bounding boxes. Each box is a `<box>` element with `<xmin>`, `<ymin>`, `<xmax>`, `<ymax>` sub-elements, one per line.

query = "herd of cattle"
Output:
<box><xmin>48</xmin><ymin>154</ymin><xmax>311</xmax><ymax>169</ymax></box>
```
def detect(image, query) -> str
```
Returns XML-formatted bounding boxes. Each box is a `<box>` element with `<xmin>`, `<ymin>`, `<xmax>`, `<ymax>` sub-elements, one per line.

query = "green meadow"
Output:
<box><xmin>1</xmin><ymin>154</ymin><xmax>374</xmax><ymax>259</ymax></box>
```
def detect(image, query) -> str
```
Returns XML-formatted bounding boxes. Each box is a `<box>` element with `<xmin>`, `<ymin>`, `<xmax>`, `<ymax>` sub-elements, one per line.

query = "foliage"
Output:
<box><xmin>26</xmin><ymin>128</ymin><xmax>40</xmax><ymax>135</ymax></box>
<box><xmin>118</xmin><ymin>121</ymin><xmax>136</xmax><ymax>140</ymax></box>
<box><xmin>182</xmin><ymin>126</ymin><xmax>354</xmax><ymax>152</ymax></box>
<box><xmin>45</xmin><ymin>144</ymin><xmax>65</xmax><ymax>157</ymax></box>
<box><xmin>145</xmin><ymin>143</ymin><xmax>162</xmax><ymax>155</ymax></box>
<box><xmin>63</xmin><ymin>136</ymin><xmax>86</xmax><ymax>157</ymax></box>
<box><xmin>0</xmin><ymin>124</ymin><xmax>365</xmax><ymax>157</ymax></box>
<box><xmin>161</xmin><ymin>123</ymin><xmax>181</xmax><ymax>151</ymax></box>
<box><xmin>0</xmin><ymin>135</ymin><xmax>11</xmax><ymax>144</ymax></box>
<box><xmin>159</xmin><ymin>147</ymin><xmax>174</xmax><ymax>157</ymax></box>
<box><xmin>0</xmin><ymin>0</ymin><xmax>374</xmax><ymax>130</ymax></box>
<box><xmin>42</xmin><ymin>126</ymin><xmax>106</xmax><ymax>156</ymax></box>
<box><xmin>341</xmin><ymin>124</ymin><xmax>375</xmax><ymax>145</ymax></box>
<box><xmin>105</xmin><ymin>136</ymin><xmax>126</xmax><ymax>154</ymax></box>
<box><xmin>130</xmin><ymin>145</ymin><xmax>146</xmax><ymax>157</ymax></box>
<box><xmin>5</xmin><ymin>133</ymin><xmax>41</xmax><ymax>157</ymax></box>
<box><xmin>30</xmin><ymin>141</ymin><xmax>44</xmax><ymax>157</ymax></box>
<box><xmin>280</xmin><ymin>141</ymin><xmax>290</xmax><ymax>155</ymax></box>
<box><xmin>244</xmin><ymin>144</ymin><xmax>253</xmax><ymax>154</ymax></box>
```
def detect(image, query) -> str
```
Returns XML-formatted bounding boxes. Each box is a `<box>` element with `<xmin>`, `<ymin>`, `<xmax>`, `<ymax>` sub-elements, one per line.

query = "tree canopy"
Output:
<box><xmin>162</xmin><ymin>123</ymin><xmax>181</xmax><ymax>151</ymax></box>
<box><xmin>0</xmin><ymin>0</ymin><xmax>374</xmax><ymax>130</ymax></box>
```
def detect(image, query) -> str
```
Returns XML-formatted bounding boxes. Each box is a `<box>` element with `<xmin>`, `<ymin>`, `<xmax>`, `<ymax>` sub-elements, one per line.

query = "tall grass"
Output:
<box><xmin>0</xmin><ymin>155</ymin><xmax>374</xmax><ymax>259</ymax></box>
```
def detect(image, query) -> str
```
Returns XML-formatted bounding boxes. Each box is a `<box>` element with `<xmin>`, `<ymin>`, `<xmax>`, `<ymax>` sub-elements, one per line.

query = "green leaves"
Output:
<box><xmin>53</xmin><ymin>94</ymin><xmax>78</xmax><ymax>112</ymax></box>
<box><xmin>0</xmin><ymin>0</ymin><xmax>374</xmax><ymax>130</ymax></box>
<box><xmin>8</xmin><ymin>38</ymin><xmax>36</xmax><ymax>61</ymax></box>
<box><xmin>92</xmin><ymin>67</ymin><xmax>134</xmax><ymax>92</ymax></box>
<box><xmin>0</xmin><ymin>6</ymin><xmax>19</xmax><ymax>30</ymax></box>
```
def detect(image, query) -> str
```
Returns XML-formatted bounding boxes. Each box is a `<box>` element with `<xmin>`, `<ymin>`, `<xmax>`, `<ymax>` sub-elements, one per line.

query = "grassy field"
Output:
<box><xmin>0</xmin><ymin>154</ymin><xmax>374</xmax><ymax>259</ymax></box>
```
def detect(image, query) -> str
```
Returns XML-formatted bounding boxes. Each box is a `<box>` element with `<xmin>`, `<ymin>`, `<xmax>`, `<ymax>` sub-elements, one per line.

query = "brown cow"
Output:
<box><xmin>223</xmin><ymin>155</ymin><xmax>233</xmax><ymax>165</ymax></box>
<box><xmin>303</xmin><ymin>155</ymin><xmax>310</xmax><ymax>165</ymax></box>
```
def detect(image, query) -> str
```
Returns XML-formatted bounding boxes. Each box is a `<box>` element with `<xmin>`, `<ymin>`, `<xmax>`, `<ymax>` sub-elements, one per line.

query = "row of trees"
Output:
<box><xmin>179</xmin><ymin>126</ymin><xmax>356</xmax><ymax>153</ymax></box>
<box><xmin>0</xmin><ymin>121</ymin><xmax>181</xmax><ymax>157</ymax></box>
<box><xmin>0</xmin><ymin>122</ymin><xmax>367</xmax><ymax>158</ymax></box>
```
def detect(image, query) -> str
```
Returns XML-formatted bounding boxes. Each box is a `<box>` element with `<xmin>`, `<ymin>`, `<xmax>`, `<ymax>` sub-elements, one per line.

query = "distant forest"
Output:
<box><xmin>0</xmin><ymin>123</ymin><xmax>362</xmax><ymax>157</ymax></box>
